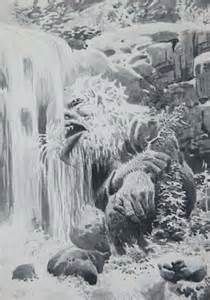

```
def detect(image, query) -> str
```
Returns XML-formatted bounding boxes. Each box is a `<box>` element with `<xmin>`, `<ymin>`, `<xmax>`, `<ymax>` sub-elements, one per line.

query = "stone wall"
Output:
<box><xmin>89</xmin><ymin>24</ymin><xmax>210</xmax><ymax>171</ymax></box>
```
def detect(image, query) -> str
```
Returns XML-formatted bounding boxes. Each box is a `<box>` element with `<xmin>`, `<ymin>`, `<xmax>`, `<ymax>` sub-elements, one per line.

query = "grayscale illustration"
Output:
<box><xmin>0</xmin><ymin>1</ymin><xmax>210</xmax><ymax>299</ymax></box>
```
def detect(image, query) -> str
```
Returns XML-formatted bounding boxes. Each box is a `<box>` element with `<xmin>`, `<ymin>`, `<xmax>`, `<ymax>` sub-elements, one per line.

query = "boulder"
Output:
<box><xmin>47</xmin><ymin>248</ymin><xmax>109</xmax><ymax>285</ymax></box>
<box><xmin>12</xmin><ymin>264</ymin><xmax>37</xmax><ymax>281</ymax></box>
<box><xmin>103</xmin><ymin>49</ymin><xmax>116</xmax><ymax>57</ymax></box>
<box><xmin>147</xmin><ymin>42</ymin><xmax>174</xmax><ymax>68</ymax></box>
<box><xmin>105</xmin><ymin>171</ymin><xmax>155</xmax><ymax>255</ymax></box>
<box><xmin>70</xmin><ymin>205</ymin><xmax>110</xmax><ymax>253</ymax></box>
<box><xmin>113</xmin><ymin>65</ymin><xmax>146</xmax><ymax>104</ymax></box>
<box><xmin>195</xmin><ymin>29</ymin><xmax>210</xmax><ymax>56</ymax></box>
<box><xmin>132</xmin><ymin>61</ymin><xmax>155</xmax><ymax>78</ymax></box>
<box><xmin>151</xmin><ymin>31</ymin><xmax>178</xmax><ymax>43</ymax></box>
<box><xmin>166</xmin><ymin>81</ymin><xmax>199</xmax><ymax>108</ymax></box>
<box><xmin>147</xmin><ymin>42</ymin><xmax>174</xmax><ymax>73</ymax></box>
<box><xmin>170</xmin><ymin>279</ymin><xmax>210</xmax><ymax>299</ymax></box>
<box><xmin>176</xmin><ymin>30</ymin><xmax>195</xmax><ymax>80</ymax></box>
<box><xmin>182</xmin><ymin>262</ymin><xmax>207</xmax><ymax>283</ymax></box>
<box><xmin>128</xmin><ymin>53</ymin><xmax>149</xmax><ymax>65</ymax></box>
<box><xmin>195</xmin><ymin>52</ymin><xmax>210</xmax><ymax>101</ymax></box>
<box><xmin>147</xmin><ymin>43</ymin><xmax>175</xmax><ymax>86</ymax></box>
<box><xmin>159</xmin><ymin>259</ymin><xmax>207</xmax><ymax>283</ymax></box>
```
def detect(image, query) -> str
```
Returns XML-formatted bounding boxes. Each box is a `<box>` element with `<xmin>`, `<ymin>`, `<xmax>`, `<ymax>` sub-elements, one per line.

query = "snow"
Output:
<box><xmin>0</xmin><ymin>222</ymin><xmax>208</xmax><ymax>299</ymax></box>
<box><xmin>195</xmin><ymin>51</ymin><xmax>210</xmax><ymax>66</ymax></box>
<box><xmin>0</xmin><ymin>1</ymin><xmax>209</xmax><ymax>299</ymax></box>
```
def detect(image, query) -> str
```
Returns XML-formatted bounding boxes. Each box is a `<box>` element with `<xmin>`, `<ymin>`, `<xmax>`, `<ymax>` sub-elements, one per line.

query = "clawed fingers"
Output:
<box><xmin>123</xmin><ymin>194</ymin><xmax>136</xmax><ymax>217</ymax></box>
<box><xmin>142</xmin><ymin>161</ymin><xmax>162</xmax><ymax>179</ymax></box>
<box><xmin>131</xmin><ymin>191</ymin><xmax>146</xmax><ymax>216</ymax></box>
<box><xmin>132</xmin><ymin>187</ymin><xmax>155</xmax><ymax>217</ymax></box>
<box><xmin>112</xmin><ymin>169</ymin><xmax>155</xmax><ymax>224</ymax></box>
<box><xmin>113</xmin><ymin>190</ymin><xmax>152</xmax><ymax>224</ymax></box>
<box><xmin>113</xmin><ymin>193</ymin><xmax>141</xmax><ymax>223</ymax></box>
<box><xmin>142</xmin><ymin>151</ymin><xmax>171</xmax><ymax>179</ymax></box>
<box><xmin>152</xmin><ymin>151</ymin><xmax>171</xmax><ymax>164</ymax></box>
<box><xmin>144</xmin><ymin>151</ymin><xmax>171</xmax><ymax>165</ymax></box>
<box><xmin>145</xmin><ymin>156</ymin><xmax>168</xmax><ymax>170</ymax></box>
<box><xmin>113</xmin><ymin>195</ymin><xmax>125</xmax><ymax>215</ymax></box>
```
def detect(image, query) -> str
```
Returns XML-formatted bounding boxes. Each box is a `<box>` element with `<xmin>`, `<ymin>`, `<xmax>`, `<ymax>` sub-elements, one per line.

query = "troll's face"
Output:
<box><xmin>62</xmin><ymin>75</ymin><xmax>149</xmax><ymax>163</ymax></box>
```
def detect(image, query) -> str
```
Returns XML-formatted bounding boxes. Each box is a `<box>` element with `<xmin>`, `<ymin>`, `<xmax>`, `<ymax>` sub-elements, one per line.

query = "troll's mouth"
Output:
<box><xmin>65</xmin><ymin>122</ymin><xmax>87</xmax><ymax>138</ymax></box>
<box><xmin>60</xmin><ymin>122</ymin><xmax>87</xmax><ymax>164</ymax></box>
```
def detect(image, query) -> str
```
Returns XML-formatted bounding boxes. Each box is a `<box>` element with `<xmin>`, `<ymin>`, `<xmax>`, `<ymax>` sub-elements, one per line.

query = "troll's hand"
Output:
<box><xmin>111</xmin><ymin>170</ymin><xmax>155</xmax><ymax>223</ymax></box>
<box><xmin>105</xmin><ymin>170</ymin><xmax>155</xmax><ymax>254</ymax></box>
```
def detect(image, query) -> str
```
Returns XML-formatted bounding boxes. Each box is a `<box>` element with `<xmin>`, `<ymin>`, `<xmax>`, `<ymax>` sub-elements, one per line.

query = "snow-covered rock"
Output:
<box><xmin>159</xmin><ymin>258</ymin><xmax>207</xmax><ymax>283</ymax></box>
<box><xmin>47</xmin><ymin>247</ymin><xmax>109</xmax><ymax>285</ymax></box>
<box><xmin>12</xmin><ymin>264</ymin><xmax>37</xmax><ymax>281</ymax></box>
<box><xmin>70</xmin><ymin>205</ymin><xmax>110</xmax><ymax>253</ymax></box>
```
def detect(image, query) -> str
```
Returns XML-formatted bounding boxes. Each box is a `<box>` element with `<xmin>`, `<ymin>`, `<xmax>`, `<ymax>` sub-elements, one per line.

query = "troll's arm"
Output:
<box><xmin>102</xmin><ymin>118</ymin><xmax>196</xmax><ymax>226</ymax></box>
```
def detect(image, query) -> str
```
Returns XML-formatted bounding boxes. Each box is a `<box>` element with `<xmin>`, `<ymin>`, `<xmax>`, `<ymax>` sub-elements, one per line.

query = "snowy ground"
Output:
<box><xmin>0</xmin><ymin>218</ymin><xmax>209</xmax><ymax>300</ymax></box>
<box><xmin>0</xmin><ymin>2</ymin><xmax>209</xmax><ymax>299</ymax></box>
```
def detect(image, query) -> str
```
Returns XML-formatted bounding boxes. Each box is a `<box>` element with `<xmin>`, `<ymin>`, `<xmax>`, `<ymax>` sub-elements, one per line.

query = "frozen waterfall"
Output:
<box><xmin>0</xmin><ymin>23</ymin><xmax>86</xmax><ymax>242</ymax></box>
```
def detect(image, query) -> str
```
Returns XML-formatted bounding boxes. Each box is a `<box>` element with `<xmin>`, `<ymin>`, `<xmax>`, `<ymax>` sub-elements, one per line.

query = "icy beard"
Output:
<box><xmin>74</xmin><ymin>116</ymin><xmax>127</xmax><ymax>166</ymax></box>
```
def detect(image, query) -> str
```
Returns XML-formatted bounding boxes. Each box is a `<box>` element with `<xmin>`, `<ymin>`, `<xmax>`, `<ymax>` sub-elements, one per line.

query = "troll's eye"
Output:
<box><xmin>67</xmin><ymin>98</ymin><xmax>84</xmax><ymax>109</ymax></box>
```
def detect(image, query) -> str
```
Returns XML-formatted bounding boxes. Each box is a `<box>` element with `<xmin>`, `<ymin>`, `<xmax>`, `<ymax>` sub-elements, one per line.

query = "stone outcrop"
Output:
<box><xmin>70</xmin><ymin>205</ymin><xmax>110</xmax><ymax>253</ymax></box>
<box><xmin>195</xmin><ymin>52</ymin><xmax>210</xmax><ymax>101</ymax></box>
<box><xmin>88</xmin><ymin>24</ymin><xmax>210</xmax><ymax>170</ymax></box>
<box><xmin>12</xmin><ymin>264</ymin><xmax>37</xmax><ymax>281</ymax></box>
<box><xmin>159</xmin><ymin>259</ymin><xmax>207</xmax><ymax>283</ymax></box>
<box><xmin>147</xmin><ymin>42</ymin><xmax>176</xmax><ymax>86</ymax></box>
<box><xmin>159</xmin><ymin>257</ymin><xmax>210</xmax><ymax>300</ymax></box>
<box><xmin>47</xmin><ymin>247</ymin><xmax>110</xmax><ymax>285</ymax></box>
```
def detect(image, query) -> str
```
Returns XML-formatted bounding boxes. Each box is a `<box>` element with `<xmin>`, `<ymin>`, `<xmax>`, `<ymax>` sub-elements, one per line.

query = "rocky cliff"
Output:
<box><xmin>87</xmin><ymin>23</ymin><xmax>210</xmax><ymax>172</ymax></box>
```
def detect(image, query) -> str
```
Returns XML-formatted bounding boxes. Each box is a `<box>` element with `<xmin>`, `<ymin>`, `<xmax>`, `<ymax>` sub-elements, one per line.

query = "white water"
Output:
<box><xmin>0</xmin><ymin>23</ymin><xmax>88</xmax><ymax>241</ymax></box>
<box><xmin>0</xmin><ymin>23</ymin><xmax>109</xmax><ymax>300</ymax></box>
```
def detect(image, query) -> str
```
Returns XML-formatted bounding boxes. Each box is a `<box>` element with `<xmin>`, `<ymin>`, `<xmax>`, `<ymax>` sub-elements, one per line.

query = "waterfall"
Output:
<box><xmin>0</xmin><ymin>23</ymin><xmax>85</xmax><ymax>242</ymax></box>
